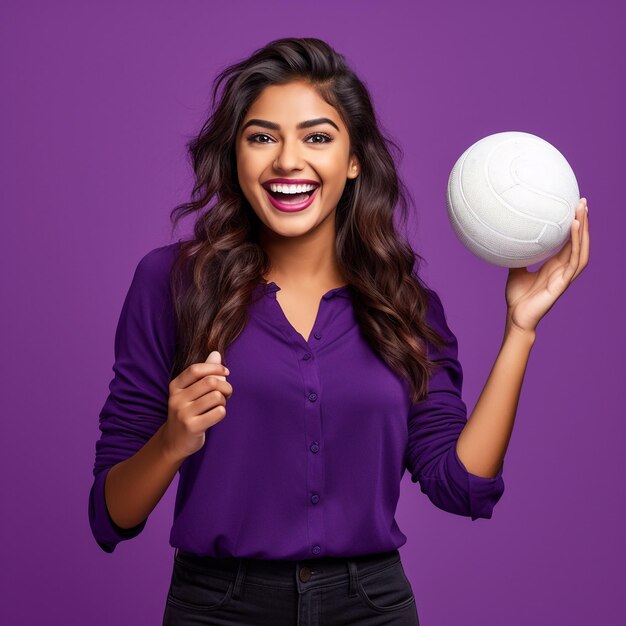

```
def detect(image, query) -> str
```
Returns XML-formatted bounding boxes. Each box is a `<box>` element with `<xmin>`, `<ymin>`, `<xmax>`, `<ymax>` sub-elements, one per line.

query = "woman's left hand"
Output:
<box><xmin>505</xmin><ymin>198</ymin><xmax>590</xmax><ymax>334</ymax></box>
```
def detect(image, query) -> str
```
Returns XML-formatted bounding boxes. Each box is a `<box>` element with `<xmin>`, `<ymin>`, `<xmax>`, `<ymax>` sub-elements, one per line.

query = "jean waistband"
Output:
<box><xmin>175</xmin><ymin>548</ymin><xmax>401</xmax><ymax>588</ymax></box>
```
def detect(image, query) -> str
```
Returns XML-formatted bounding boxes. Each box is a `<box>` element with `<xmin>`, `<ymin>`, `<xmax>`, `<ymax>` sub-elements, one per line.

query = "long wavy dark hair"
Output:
<box><xmin>167</xmin><ymin>37</ymin><xmax>448</xmax><ymax>404</ymax></box>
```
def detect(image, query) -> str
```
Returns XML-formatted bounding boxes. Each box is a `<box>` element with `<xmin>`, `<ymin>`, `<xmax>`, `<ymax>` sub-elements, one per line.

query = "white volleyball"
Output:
<box><xmin>445</xmin><ymin>131</ymin><xmax>580</xmax><ymax>268</ymax></box>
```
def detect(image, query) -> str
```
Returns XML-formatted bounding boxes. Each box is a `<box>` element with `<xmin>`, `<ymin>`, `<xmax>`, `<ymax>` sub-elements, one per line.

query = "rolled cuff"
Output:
<box><xmin>451</xmin><ymin>445</ymin><xmax>505</xmax><ymax>521</ymax></box>
<box><xmin>88</xmin><ymin>466</ymin><xmax>148</xmax><ymax>553</ymax></box>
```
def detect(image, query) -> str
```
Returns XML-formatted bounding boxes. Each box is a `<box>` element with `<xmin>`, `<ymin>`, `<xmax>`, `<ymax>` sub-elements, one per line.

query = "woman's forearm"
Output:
<box><xmin>104</xmin><ymin>422</ymin><xmax>185</xmax><ymax>530</ymax></box>
<box><xmin>456</xmin><ymin>317</ymin><xmax>536</xmax><ymax>478</ymax></box>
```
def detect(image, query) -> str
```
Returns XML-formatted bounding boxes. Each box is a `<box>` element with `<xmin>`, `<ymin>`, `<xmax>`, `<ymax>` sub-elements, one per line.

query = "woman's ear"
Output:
<box><xmin>348</xmin><ymin>156</ymin><xmax>360</xmax><ymax>179</ymax></box>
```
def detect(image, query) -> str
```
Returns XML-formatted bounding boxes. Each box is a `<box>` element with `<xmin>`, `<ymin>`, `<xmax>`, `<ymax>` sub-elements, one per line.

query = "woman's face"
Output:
<box><xmin>235</xmin><ymin>80</ymin><xmax>360</xmax><ymax>241</ymax></box>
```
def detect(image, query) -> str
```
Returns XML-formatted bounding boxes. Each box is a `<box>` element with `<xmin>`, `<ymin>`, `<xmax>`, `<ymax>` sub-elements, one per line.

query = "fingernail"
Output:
<box><xmin>225</xmin><ymin>368</ymin><xmax>230</xmax><ymax>375</ymax></box>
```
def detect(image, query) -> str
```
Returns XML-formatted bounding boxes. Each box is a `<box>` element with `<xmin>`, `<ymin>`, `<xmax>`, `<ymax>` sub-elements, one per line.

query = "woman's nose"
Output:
<box><xmin>273</xmin><ymin>138</ymin><xmax>305</xmax><ymax>171</ymax></box>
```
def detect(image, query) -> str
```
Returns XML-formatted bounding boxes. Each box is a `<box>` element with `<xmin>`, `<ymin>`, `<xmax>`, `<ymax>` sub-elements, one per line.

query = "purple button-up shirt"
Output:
<box><xmin>88</xmin><ymin>242</ymin><xmax>504</xmax><ymax>557</ymax></box>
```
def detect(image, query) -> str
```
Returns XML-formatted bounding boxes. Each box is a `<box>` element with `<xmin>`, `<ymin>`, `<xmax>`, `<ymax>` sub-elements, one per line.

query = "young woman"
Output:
<box><xmin>88</xmin><ymin>37</ymin><xmax>590</xmax><ymax>625</ymax></box>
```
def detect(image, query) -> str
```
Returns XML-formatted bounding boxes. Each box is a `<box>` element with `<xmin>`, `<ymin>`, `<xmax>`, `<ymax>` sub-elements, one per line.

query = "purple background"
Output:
<box><xmin>2</xmin><ymin>1</ymin><xmax>623</xmax><ymax>624</ymax></box>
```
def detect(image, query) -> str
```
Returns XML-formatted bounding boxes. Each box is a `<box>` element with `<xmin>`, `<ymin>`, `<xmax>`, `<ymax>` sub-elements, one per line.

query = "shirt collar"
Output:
<box><xmin>256</xmin><ymin>281</ymin><xmax>351</xmax><ymax>299</ymax></box>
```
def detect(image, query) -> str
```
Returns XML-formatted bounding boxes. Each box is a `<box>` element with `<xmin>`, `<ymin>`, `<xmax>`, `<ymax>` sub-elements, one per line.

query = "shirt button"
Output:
<box><xmin>308</xmin><ymin>392</ymin><xmax>317</xmax><ymax>402</ymax></box>
<box><xmin>312</xmin><ymin>545</ymin><xmax>321</xmax><ymax>555</ymax></box>
<box><xmin>299</xmin><ymin>566</ymin><xmax>312</xmax><ymax>582</ymax></box>
<box><xmin>311</xmin><ymin>494</ymin><xmax>320</xmax><ymax>504</ymax></box>
<box><xmin>303</xmin><ymin>353</ymin><xmax>311</xmax><ymax>360</ymax></box>
<box><xmin>310</xmin><ymin>442</ymin><xmax>319</xmax><ymax>453</ymax></box>
<box><xmin>313</xmin><ymin>332</ymin><xmax>321</xmax><ymax>340</ymax></box>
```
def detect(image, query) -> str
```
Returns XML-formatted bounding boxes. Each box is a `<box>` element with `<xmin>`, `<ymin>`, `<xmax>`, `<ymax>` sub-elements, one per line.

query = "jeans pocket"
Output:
<box><xmin>166</xmin><ymin>555</ymin><xmax>234</xmax><ymax>613</ymax></box>
<box><xmin>356</xmin><ymin>559</ymin><xmax>416</xmax><ymax>613</ymax></box>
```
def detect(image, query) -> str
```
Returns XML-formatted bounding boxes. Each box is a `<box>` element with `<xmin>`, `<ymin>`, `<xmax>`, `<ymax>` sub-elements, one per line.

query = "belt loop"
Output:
<box><xmin>232</xmin><ymin>558</ymin><xmax>247</xmax><ymax>601</ymax></box>
<box><xmin>348</xmin><ymin>560</ymin><xmax>358</xmax><ymax>597</ymax></box>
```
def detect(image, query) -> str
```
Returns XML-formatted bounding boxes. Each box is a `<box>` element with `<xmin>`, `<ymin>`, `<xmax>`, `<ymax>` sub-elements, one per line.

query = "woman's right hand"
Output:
<box><xmin>161</xmin><ymin>350</ymin><xmax>233</xmax><ymax>463</ymax></box>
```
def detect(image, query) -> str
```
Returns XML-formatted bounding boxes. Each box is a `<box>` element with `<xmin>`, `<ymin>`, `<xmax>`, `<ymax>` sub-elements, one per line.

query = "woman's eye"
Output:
<box><xmin>247</xmin><ymin>133</ymin><xmax>273</xmax><ymax>144</ymax></box>
<box><xmin>306</xmin><ymin>132</ymin><xmax>333</xmax><ymax>144</ymax></box>
<box><xmin>246</xmin><ymin>132</ymin><xmax>333</xmax><ymax>144</ymax></box>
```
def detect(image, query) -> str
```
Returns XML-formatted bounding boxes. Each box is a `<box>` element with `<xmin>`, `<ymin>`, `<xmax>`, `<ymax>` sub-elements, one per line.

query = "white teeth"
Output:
<box><xmin>267</xmin><ymin>183</ymin><xmax>318</xmax><ymax>194</ymax></box>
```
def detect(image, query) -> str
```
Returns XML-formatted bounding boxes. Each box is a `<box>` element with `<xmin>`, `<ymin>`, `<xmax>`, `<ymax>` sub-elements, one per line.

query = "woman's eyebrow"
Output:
<box><xmin>240</xmin><ymin>117</ymin><xmax>340</xmax><ymax>133</ymax></box>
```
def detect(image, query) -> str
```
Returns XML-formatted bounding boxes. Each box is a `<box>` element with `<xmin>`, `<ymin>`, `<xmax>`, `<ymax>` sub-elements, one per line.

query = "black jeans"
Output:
<box><xmin>162</xmin><ymin>547</ymin><xmax>420</xmax><ymax>625</ymax></box>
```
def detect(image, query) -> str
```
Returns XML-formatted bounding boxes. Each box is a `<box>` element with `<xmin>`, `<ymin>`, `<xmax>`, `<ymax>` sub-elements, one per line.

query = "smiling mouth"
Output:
<box><xmin>264</xmin><ymin>187</ymin><xmax>318</xmax><ymax>204</ymax></box>
<box><xmin>262</xmin><ymin>185</ymin><xmax>320</xmax><ymax>212</ymax></box>
<box><xmin>272</xmin><ymin>191</ymin><xmax>312</xmax><ymax>203</ymax></box>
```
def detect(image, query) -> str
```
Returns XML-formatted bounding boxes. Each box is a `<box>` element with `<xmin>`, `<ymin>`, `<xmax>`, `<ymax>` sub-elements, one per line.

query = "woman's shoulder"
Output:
<box><xmin>137</xmin><ymin>241</ymin><xmax>182</xmax><ymax>272</ymax></box>
<box><xmin>410</xmin><ymin>275</ymin><xmax>455</xmax><ymax>346</ymax></box>
<box><xmin>130</xmin><ymin>241</ymin><xmax>183</xmax><ymax>287</ymax></box>
<box><xmin>410</xmin><ymin>272</ymin><xmax>445</xmax><ymax>322</ymax></box>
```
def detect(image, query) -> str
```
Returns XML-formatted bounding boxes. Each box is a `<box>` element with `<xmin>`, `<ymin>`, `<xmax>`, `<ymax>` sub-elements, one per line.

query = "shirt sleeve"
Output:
<box><xmin>405</xmin><ymin>288</ymin><xmax>505</xmax><ymax>521</ymax></box>
<box><xmin>88</xmin><ymin>246</ymin><xmax>177</xmax><ymax>553</ymax></box>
